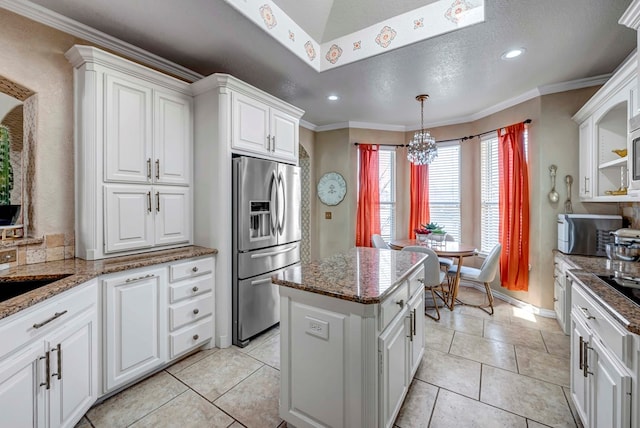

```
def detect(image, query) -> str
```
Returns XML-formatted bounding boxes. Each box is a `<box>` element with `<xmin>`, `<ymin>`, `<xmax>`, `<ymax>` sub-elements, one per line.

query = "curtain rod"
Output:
<box><xmin>353</xmin><ymin>119</ymin><xmax>532</xmax><ymax>147</ymax></box>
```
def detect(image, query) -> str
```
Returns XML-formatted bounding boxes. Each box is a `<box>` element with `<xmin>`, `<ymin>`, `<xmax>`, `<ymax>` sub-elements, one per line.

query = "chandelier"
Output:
<box><xmin>407</xmin><ymin>94</ymin><xmax>437</xmax><ymax>165</ymax></box>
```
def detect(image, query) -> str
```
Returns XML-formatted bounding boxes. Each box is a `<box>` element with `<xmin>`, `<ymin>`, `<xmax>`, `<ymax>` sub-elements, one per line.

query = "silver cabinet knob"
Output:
<box><xmin>193</xmin><ymin>308</ymin><xmax>199</xmax><ymax>315</ymax></box>
<box><xmin>192</xmin><ymin>266</ymin><xmax>199</xmax><ymax>273</ymax></box>
<box><xmin>192</xmin><ymin>286</ymin><xmax>199</xmax><ymax>292</ymax></box>
<box><xmin>193</xmin><ymin>334</ymin><xmax>199</xmax><ymax>340</ymax></box>
<box><xmin>396</xmin><ymin>299</ymin><xmax>404</xmax><ymax>308</ymax></box>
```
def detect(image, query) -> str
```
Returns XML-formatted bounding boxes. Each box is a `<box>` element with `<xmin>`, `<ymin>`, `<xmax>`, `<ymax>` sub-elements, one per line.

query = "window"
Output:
<box><xmin>428</xmin><ymin>143</ymin><xmax>460</xmax><ymax>241</ymax></box>
<box><xmin>481</xmin><ymin>133</ymin><xmax>499</xmax><ymax>254</ymax></box>
<box><xmin>378</xmin><ymin>149</ymin><xmax>396</xmax><ymax>241</ymax></box>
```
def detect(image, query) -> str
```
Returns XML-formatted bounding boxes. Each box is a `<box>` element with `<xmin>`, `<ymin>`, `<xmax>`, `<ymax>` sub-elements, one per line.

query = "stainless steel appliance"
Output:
<box><xmin>557</xmin><ymin>214</ymin><xmax>622</xmax><ymax>256</ymax></box>
<box><xmin>628</xmin><ymin>114</ymin><xmax>640</xmax><ymax>193</ymax></box>
<box><xmin>232</xmin><ymin>156</ymin><xmax>301</xmax><ymax>347</ymax></box>
<box><xmin>606</xmin><ymin>228</ymin><xmax>640</xmax><ymax>262</ymax></box>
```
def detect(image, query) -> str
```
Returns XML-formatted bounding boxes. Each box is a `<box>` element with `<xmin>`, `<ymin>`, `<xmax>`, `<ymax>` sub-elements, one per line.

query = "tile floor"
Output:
<box><xmin>75</xmin><ymin>285</ymin><xmax>582</xmax><ymax>428</ymax></box>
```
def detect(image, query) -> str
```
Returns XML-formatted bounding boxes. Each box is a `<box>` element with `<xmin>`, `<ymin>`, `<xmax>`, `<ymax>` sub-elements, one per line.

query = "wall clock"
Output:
<box><xmin>317</xmin><ymin>172</ymin><xmax>347</xmax><ymax>206</ymax></box>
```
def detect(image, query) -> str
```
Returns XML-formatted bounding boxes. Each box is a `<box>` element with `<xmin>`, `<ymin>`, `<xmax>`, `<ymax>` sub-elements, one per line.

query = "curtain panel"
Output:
<box><xmin>498</xmin><ymin>122</ymin><xmax>530</xmax><ymax>291</ymax></box>
<box><xmin>408</xmin><ymin>163</ymin><xmax>429</xmax><ymax>238</ymax></box>
<box><xmin>355</xmin><ymin>144</ymin><xmax>381</xmax><ymax>247</ymax></box>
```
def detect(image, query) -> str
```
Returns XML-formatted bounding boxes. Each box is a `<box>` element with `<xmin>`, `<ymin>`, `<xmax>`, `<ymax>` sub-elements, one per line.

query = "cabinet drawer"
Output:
<box><xmin>169</xmin><ymin>292</ymin><xmax>213</xmax><ymax>330</ymax></box>
<box><xmin>572</xmin><ymin>283</ymin><xmax>632</xmax><ymax>363</ymax></box>
<box><xmin>408</xmin><ymin>266</ymin><xmax>425</xmax><ymax>298</ymax></box>
<box><xmin>380</xmin><ymin>282</ymin><xmax>408</xmax><ymax>331</ymax></box>
<box><xmin>0</xmin><ymin>280</ymin><xmax>97</xmax><ymax>359</ymax></box>
<box><xmin>169</xmin><ymin>316</ymin><xmax>213</xmax><ymax>359</ymax></box>
<box><xmin>169</xmin><ymin>274</ymin><xmax>213</xmax><ymax>303</ymax></box>
<box><xmin>169</xmin><ymin>257</ymin><xmax>214</xmax><ymax>282</ymax></box>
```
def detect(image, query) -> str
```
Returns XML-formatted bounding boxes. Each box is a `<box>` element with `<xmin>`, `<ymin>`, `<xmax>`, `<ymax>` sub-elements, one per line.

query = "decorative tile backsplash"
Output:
<box><xmin>7</xmin><ymin>232</ymin><xmax>75</xmax><ymax>268</ymax></box>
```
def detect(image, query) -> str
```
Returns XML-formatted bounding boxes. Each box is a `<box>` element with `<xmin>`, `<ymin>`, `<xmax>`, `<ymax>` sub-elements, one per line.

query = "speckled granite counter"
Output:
<box><xmin>272</xmin><ymin>247</ymin><xmax>426</xmax><ymax>303</ymax></box>
<box><xmin>0</xmin><ymin>246</ymin><xmax>217</xmax><ymax>321</ymax></box>
<box><xmin>555</xmin><ymin>251</ymin><xmax>640</xmax><ymax>334</ymax></box>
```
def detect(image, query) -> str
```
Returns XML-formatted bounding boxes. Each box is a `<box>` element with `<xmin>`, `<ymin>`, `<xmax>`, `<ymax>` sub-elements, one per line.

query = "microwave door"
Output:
<box><xmin>235</xmin><ymin>157</ymin><xmax>278</xmax><ymax>252</ymax></box>
<box><xmin>277</xmin><ymin>164</ymin><xmax>301</xmax><ymax>245</ymax></box>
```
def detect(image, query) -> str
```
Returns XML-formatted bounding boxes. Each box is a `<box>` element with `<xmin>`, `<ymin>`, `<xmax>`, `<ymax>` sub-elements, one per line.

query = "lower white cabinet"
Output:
<box><xmin>280</xmin><ymin>266</ymin><xmax>424</xmax><ymax>428</ymax></box>
<box><xmin>570</xmin><ymin>279</ymin><xmax>634</xmax><ymax>428</ymax></box>
<box><xmin>0</xmin><ymin>280</ymin><xmax>99</xmax><ymax>428</ymax></box>
<box><xmin>553</xmin><ymin>253</ymin><xmax>574</xmax><ymax>335</ymax></box>
<box><xmin>103</xmin><ymin>266</ymin><xmax>168</xmax><ymax>392</ymax></box>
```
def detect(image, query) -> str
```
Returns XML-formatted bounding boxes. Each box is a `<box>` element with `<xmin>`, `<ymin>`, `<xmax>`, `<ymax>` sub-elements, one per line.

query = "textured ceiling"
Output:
<box><xmin>20</xmin><ymin>0</ymin><xmax>638</xmax><ymax>128</ymax></box>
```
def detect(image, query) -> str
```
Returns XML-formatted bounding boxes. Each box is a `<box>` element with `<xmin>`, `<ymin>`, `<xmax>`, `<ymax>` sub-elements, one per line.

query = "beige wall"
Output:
<box><xmin>299</xmin><ymin>127</ymin><xmax>318</xmax><ymax>260</ymax></box>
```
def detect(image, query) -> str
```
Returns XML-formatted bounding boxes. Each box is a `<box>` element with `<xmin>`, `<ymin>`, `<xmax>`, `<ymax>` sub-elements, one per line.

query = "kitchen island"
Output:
<box><xmin>273</xmin><ymin>247</ymin><xmax>426</xmax><ymax>428</ymax></box>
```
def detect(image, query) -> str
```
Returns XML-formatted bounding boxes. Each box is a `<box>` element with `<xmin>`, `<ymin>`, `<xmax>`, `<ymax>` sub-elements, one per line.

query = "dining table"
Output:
<box><xmin>388</xmin><ymin>239</ymin><xmax>477</xmax><ymax>310</ymax></box>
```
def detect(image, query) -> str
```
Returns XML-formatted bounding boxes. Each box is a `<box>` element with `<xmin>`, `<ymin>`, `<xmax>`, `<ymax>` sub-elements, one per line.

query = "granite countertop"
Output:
<box><xmin>555</xmin><ymin>251</ymin><xmax>640</xmax><ymax>334</ymax></box>
<box><xmin>0</xmin><ymin>246</ymin><xmax>217</xmax><ymax>321</ymax></box>
<box><xmin>272</xmin><ymin>247</ymin><xmax>426</xmax><ymax>304</ymax></box>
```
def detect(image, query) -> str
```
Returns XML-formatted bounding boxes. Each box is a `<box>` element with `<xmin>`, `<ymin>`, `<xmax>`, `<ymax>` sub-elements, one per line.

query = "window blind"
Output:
<box><xmin>378</xmin><ymin>149</ymin><xmax>395</xmax><ymax>241</ymax></box>
<box><xmin>428</xmin><ymin>143</ymin><xmax>460</xmax><ymax>241</ymax></box>
<box><xmin>481</xmin><ymin>134</ymin><xmax>499</xmax><ymax>254</ymax></box>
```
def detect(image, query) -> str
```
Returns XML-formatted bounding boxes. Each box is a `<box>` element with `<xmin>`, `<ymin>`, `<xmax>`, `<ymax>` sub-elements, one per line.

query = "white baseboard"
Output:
<box><xmin>460</xmin><ymin>281</ymin><xmax>556</xmax><ymax>319</ymax></box>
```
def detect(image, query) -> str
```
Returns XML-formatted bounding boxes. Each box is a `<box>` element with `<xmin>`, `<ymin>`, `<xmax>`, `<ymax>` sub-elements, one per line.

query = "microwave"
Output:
<box><xmin>628</xmin><ymin>114</ymin><xmax>640</xmax><ymax>191</ymax></box>
<box><xmin>557</xmin><ymin>214</ymin><xmax>621</xmax><ymax>256</ymax></box>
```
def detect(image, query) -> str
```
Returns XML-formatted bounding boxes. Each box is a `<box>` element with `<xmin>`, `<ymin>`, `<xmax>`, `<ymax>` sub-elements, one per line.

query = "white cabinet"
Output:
<box><xmin>0</xmin><ymin>281</ymin><xmax>98</xmax><ymax>428</ymax></box>
<box><xmin>407</xmin><ymin>289</ymin><xmax>425</xmax><ymax>377</ymax></box>
<box><xmin>553</xmin><ymin>253</ymin><xmax>574</xmax><ymax>335</ymax></box>
<box><xmin>379</xmin><ymin>311</ymin><xmax>409</xmax><ymax>428</ymax></box>
<box><xmin>573</xmin><ymin>51</ymin><xmax>637</xmax><ymax>202</ymax></box>
<box><xmin>66</xmin><ymin>45</ymin><xmax>193</xmax><ymax>260</ymax></box>
<box><xmin>570</xmin><ymin>279</ymin><xmax>634</xmax><ymax>428</ymax></box>
<box><xmin>103</xmin><ymin>266</ymin><xmax>167</xmax><ymax>392</ymax></box>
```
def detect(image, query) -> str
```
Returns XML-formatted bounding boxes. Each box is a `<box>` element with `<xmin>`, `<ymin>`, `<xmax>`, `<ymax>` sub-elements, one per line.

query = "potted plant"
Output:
<box><xmin>422</xmin><ymin>222</ymin><xmax>447</xmax><ymax>243</ymax></box>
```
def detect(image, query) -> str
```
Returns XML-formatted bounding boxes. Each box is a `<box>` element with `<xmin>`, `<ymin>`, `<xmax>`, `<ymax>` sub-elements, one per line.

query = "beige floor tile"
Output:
<box><xmin>484</xmin><ymin>320</ymin><xmax>546</xmax><ymax>351</ymax></box>
<box><xmin>234</xmin><ymin>325</ymin><xmax>280</xmax><ymax>354</ymax></box>
<box><xmin>394</xmin><ymin>379</ymin><xmax>438</xmax><ymax>428</ymax></box>
<box><xmin>414</xmin><ymin>348</ymin><xmax>481</xmax><ymax>399</ymax></box>
<box><xmin>248</xmin><ymin>334</ymin><xmax>280</xmax><ymax>369</ymax></box>
<box><xmin>515</xmin><ymin>346</ymin><xmax>570</xmax><ymax>387</ymax></box>
<box><xmin>424</xmin><ymin>324</ymin><xmax>455</xmax><ymax>353</ymax></box>
<box><xmin>166</xmin><ymin>348</ymin><xmax>220</xmax><ymax>374</ymax></box>
<box><xmin>563</xmin><ymin>386</ymin><xmax>585</xmax><ymax>428</ymax></box>
<box><xmin>430</xmin><ymin>389</ymin><xmax>527</xmax><ymax>428</ymax></box>
<box><xmin>527</xmin><ymin>420</ymin><xmax>552</xmax><ymax>427</ymax></box>
<box><xmin>173</xmin><ymin>347</ymin><xmax>263</xmax><ymax>401</ymax></box>
<box><xmin>541</xmin><ymin>330</ymin><xmax>571</xmax><ymax>358</ymax></box>
<box><xmin>130</xmin><ymin>390</ymin><xmax>234</xmax><ymax>428</ymax></box>
<box><xmin>433</xmin><ymin>310</ymin><xmax>484</xmax><ymax>337</ymax></box>
<box><xmin>87</xmin><ymin>371</ymin><xmax>188</xmax><ymax>428</ymax></box>
<box><xmin>510</xmin><ymin>309</ymin><xmax>564</xmax><ymax>334</ymax></box>
<box><xmin>214</xmin><ymin>365</ymin><xmax>282</xmax><ymax>428</ymax></box>
<box><xmin>229</xmin><ymin>422</ymin><xmax>245</xmax><ymax>428</ymax></box>
<box><xmin>480</xmin><ymin>365</ymin><xmax>575</xmax><ymax>426</ymax></box>
<box><xmin>457</xmin><ymin>298</ymin><xmax>513</xmax><ymax>323</ymax></box>
<box><xmin>449</xmin><ymin>331</ymin><xmax>517</xmax><ymax>371</ymax></box>
<box><xmin>74</xmin><ymin>416</ymin><xmax>92</xmax><ymax>428</ymax></box>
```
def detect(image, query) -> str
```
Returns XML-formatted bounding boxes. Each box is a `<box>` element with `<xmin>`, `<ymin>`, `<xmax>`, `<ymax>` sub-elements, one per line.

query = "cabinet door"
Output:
<box><xmin>103</xmin><ymin>267</ymin><xmax>167</xmax><ymax>391</ymax></box>
<box><xmin>48</xmin><ymin>308</ymin><xmax>98</xmax><ymax>428</ymax></box>
<box><xmin>154</xmin><ymin>90</ymin><xmax>191</xmax><ymax>186</ymax></box>
<box><xmin>553</xmin><ymin>279</ymin><xmax>565</xmax><ymax>332</ymax></box>
<box><xmin>104</xmin><ymin>185</ymin><xmax>154</xmax><ymax>253</ymax></box>
<box><xmin>105</xmin><ymin>74</ymin><xmax>152</xmax><ymax>183</ymax></box>
<box><xmin>379</xmin><ymin>310</ymin><xmax>409</xmax><ymax>428</ymax></box>
<box><xmin>591</xmin><ymin>338</ymin><xmax>632</xmax><ymax>428</ymax></box>
<box><xmin>270</xmin><ymin>109</ymin><xmax>298</xmax><ymax>162</ymax></box>
<box><xmin>231</xmin><ymin>92</ymin><xmax>269</xmax><ymax>155</ymax></box>
<box><xmin>579</xmin><ymin>118</ymin><xmax>594</xmax><ymax>199</ymax></box>
<box><xmin>570</xmin><ymin>314</ymin><xmax>590</xmax><ymax>426</ymax></box>
<box><xmin>408</xmin><ymin>290</ymin><xmax>424</xmax><ymax>378</ymax></box>
<box><xmin>0</xmin><ymin>341</ymin><xmax>44</xmax><ymax>428</ymax></box>
<box><xmin>154</xmin><ymin>187</ymin><xmax>191</xmax><ymax>247</ymax></box>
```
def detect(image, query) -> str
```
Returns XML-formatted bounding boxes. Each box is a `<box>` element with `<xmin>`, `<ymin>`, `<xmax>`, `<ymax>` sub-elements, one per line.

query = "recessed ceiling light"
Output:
<box><xmin>327</xmin><ymin>95</ymin><xmax>339</xmax><ymax>101</ymax></box>
<box><xmin>501</xmin><ymin>48</ymin><xmax>525</xmax><ymax>60</ymax></box>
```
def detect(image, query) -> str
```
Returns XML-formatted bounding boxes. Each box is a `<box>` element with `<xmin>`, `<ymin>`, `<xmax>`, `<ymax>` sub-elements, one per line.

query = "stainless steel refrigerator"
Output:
<box><xmin>232</xmin><ymin>156</ymin><xmax>301</xmax><ymax>347</ymax></box>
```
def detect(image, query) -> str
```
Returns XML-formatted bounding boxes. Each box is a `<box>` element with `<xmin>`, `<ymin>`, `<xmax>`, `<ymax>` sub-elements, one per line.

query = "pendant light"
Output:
<box><xmin>407</xmin><ymin>94</ymin><xmax>438</xmax><ymax>165</ymax></box>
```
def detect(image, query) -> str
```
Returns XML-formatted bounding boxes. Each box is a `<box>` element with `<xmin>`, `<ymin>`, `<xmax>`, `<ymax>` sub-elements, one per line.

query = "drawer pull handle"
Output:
<box><xmin>51</xmin><ymin>344</ymin><xmax>62</xmax><ymax>380</ymax></box>
<box><xmin>396</xmin><ymin>299</ymin><xmax>404</xmax><ymax>308</ymax></box>
<box><xmin>33</xmin><ymin>310</ymin><xmax>68</xmax><ymax>329</ymax></box>
<box><xmin>125</xmin><ymin>274</ymin><xmax>154</xmax><ymax>283</ymax></box>
<box><xmin>580</xmin><ymin>307</ymin><xmax>596</xmax><ymax>320</ymax></box>
<box><xmin>193</xmin><ymin>308</ymin><xmax>200</xmax><ymax>315</ymax></box>
<box><xmin>147</xmin><ymin>158</ymin><xmax>152</xmax><ymax>179</ymax></box>
<box><xmin>193</xmin><ymin>334</ymin><xmax>199</xmax><ymax>341</ymax></box>
<box><xmin>192</xmin><ymin>286</ymin><xmax>199</xmax><ymax>292</ymax></box>
<box><xmin>155</xmin><ymin>159</ymin><xmax>160</xmax><ymax>180</ymax></box>
<box><xmin>40</xmin><ymin>352</ymin><xmax>50</xmax><ymax>389</ymax></box>
<box><xmin>192</xmin><ymin>266</ymin><xmax>199</xmax><ymax>273</ymax></box>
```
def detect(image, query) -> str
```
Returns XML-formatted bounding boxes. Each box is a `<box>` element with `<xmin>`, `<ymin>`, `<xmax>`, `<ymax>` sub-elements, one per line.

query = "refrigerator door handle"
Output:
<box><xmin>278</xmin><ymin>172</ymin><xmax>286</xmax><ymax>235</ymax></box>
<box><xmin>269</xmin><ymin>171</ymin><xmax>278</xmax><ymax>236</ymax></box>
<box><xmin>249</xmin><ymin>245</ymin><xmax>297</xmax><ymax>258</ymax></box>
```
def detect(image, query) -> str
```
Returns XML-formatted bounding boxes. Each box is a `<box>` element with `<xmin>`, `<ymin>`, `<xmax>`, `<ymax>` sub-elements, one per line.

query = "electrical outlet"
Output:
<box><xmin>305</xmin><ymin>316</ymin><xmax>329</xmax><ymax>340</ymax></box>
<box><xmin>325</xmin><ymin>212</ymin><xmax>332</xmax><ymax>219</ymax></box>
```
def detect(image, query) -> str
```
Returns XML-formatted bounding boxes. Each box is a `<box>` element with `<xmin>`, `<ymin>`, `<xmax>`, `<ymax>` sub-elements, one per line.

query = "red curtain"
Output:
<box><xmin>355</xmin><ymin>144</ymin><xmax>381</xmax><ymax>247</ymax></box>
<box><xmin>498</xmin><ymin>123</ymin><xmax>530</xmax><ymax>291</ymax></box>
<box><xmin>408</xmin><ymin>163</ymin><xmax>429</xmax><ymax>238</ymax></box>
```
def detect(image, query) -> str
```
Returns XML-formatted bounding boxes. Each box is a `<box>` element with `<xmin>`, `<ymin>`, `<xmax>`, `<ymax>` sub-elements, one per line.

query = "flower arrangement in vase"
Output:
<box><xmin>421</xmin><ymin>222</ymin><xmax>447</xmax><ymax>244</ymax></box>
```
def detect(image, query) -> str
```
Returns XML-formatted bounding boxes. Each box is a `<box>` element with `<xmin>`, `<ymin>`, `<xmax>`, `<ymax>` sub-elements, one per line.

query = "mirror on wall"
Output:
<box><xmin>0</xmin><ymin>75</ymin><xmax>35</xmax><ymax>238</ymax></box>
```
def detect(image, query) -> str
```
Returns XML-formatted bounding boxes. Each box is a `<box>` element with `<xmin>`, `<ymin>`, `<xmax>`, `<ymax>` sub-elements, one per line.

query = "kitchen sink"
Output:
<box><xmin>0</xmin><ymin>274</ymin><xmax>73</xmax><ymax>303</ymax></box>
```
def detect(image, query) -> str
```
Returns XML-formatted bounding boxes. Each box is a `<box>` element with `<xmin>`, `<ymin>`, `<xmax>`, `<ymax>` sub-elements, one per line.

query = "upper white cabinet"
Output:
<box><xmin>66</xmin><ymin>45</ymin><xmax>193</xmax><ymax>260</ymax></box>
<box><xmin>573</xmin><ymin>51</ymin><xmax>638</xmax><ymax>201</ymax></box>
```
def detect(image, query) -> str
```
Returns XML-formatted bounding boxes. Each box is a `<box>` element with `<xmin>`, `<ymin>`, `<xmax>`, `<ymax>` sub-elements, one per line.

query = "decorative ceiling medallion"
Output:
<box><xmin>375</xmin><ymin>26</ymin><xmax>397</xmax><ymax>49</ymax></box>
<box><xmin>224</xmin><ymin>0</ymin><xmax>484</xmax><ymax>72</ymax></box>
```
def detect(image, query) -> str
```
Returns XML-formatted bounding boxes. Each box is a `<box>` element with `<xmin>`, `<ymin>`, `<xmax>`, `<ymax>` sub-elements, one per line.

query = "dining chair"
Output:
<box><xmin>447</xmin><ymin>243</ymin><xmax>501</xmax><ymax>315</ymax></box>
<box><xmin>371</xmin><ymin>234</ymin><xmax>390</xmax><ymax>249</ymax></box>
<box><xmin>401</xmin><ymin>246</ymin><xmax>447</xmax><ymax>320</ymax></box>
<box><xmin>438</xmin><ymin>234</ymin><xmax>456</xmax><ymax>270</ymax></box>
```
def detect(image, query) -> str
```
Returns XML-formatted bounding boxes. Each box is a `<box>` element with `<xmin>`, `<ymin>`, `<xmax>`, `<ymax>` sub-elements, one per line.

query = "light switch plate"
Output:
<box><xmin>305</xmin><ymin>316</ymin><xmax>329</xmax><ymax>340</ymax></box>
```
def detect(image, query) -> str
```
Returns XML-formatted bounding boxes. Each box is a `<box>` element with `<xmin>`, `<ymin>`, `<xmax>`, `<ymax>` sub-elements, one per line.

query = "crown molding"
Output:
<box><xmin>619</xmin><ymin>0</ymin><xmax>640</xmax><ymax>30</ymax></box>
<box><xmin>299</xmin><ymin>119</ymin><xmax>317</xmax><ymax>131</ymax></box>
<box><xmin>0</xmin><ymin>0</ymin><xmax>204</xmax><ymax>82</ymax></box>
